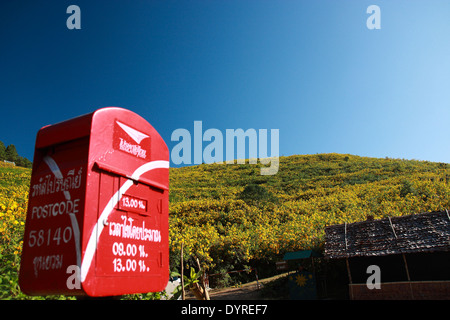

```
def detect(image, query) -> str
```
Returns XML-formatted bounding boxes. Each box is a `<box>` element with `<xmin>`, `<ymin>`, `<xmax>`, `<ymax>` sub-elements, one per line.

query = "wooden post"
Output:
<box><xmin>196</xmin><ymin>257</ymin><xmax>210</xmax><ymax>300</ymax></box>
<box><xmin>402</xmin><ymin>253</ymin><xmax>414</xmax><ymax>299</ymax></box>
<box><xmin>346</xmin><ymin>258</ymin><xmax>353</xmax><ymax>300</ymax></box>
<box><xmin>345</xmin><ymin>258</ymin><xmax>352</xmax><ymax>284</ymax></box>
<box><xmin>255</xmin><ymin>268</ymin><xmax>260</xmax><ymax>289</ymax></box>
<box><xmin>402</xmin><ymin>253</ymin><xmax>411</xmax><ymax>281</ymax></box>
<box><xmin>181</xmin><ymin>242</ymin><xmax>185</xmax><ymax>300</ymax></box>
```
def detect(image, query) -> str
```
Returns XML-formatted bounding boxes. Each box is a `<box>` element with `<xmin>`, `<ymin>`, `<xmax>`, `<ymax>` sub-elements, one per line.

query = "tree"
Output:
<box><xmin>0</xmin><ymin>141</ymin><xmax>6</xmax><ymax>161</ymax></box>
<box><xmin>17</xmin><ymin>156</ymin><xmax>32</xmax><ymax>168</ymax></box>
<box><xmin>238</xmin><ymin>184</ymin><xmax>278</xmax><ymax>207</ymax></box>
<box><xmin>5</xmin><ymin>144</ymin><xmax>19</xmax><ymax>163</ymax></box>
<box><xmin>400</xmin><ymin>180</ymin><xmax>417</xmax><ymax>198</ymax></box>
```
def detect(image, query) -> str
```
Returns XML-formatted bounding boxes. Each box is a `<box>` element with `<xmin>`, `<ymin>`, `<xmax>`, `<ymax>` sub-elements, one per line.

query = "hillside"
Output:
<box><xmin>168</xmin><ymin>153</ymin><xmax>450</xmax><ymax>284</ymax></box>
<box><xmin>1</xmin><ymin>153</ymin><xmax>450</xmax><ymax>297</ymax></box>
<box><xmin>0</xmin><ymin>162</ymin><xmax>30</xmax><ymax>299</ymax></box>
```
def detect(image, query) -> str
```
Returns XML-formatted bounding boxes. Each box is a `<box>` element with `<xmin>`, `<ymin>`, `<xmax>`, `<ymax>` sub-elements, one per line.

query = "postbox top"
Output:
<box><xmin>35</xmin><ymin>111</ymin><xmax>92</xmax><ymax>149</ymax></box>
<box><xmin>34</xmin><ymin>107</ymin><xmax>169</xmax><ymax>189</ymax></box>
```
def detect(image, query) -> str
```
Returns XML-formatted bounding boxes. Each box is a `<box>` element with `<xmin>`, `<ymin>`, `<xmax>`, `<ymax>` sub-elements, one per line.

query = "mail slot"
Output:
<box><xmin>19</xmin><ymin>107</ymin><xmax>170</xmax><ymax>297</ymax></box>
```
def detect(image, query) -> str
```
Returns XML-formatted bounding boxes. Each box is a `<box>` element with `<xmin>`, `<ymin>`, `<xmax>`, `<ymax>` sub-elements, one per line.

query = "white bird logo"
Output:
<box><xmin>116</xmin><ymin>121</ymin><xmax>149</xmax><ymax>144</ymax></box>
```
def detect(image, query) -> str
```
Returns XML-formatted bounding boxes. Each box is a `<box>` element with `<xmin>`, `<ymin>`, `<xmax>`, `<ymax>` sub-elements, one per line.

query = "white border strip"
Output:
<box><xmin>80</xmin><ymin>160</ymin><xmax>169</xmax><ymax>282</ymax></box>
<box><xmin>43</xmin><ymin>156</ymin><xmax>81</xmax><ymax>267</ymax></box>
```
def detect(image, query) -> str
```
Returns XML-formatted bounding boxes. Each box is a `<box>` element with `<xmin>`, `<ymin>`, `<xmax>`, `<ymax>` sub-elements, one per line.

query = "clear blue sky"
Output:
<box><xmin>1</xmin><ymin>1</ymin><xmax>450</xmax><ymax>166</ymax></box>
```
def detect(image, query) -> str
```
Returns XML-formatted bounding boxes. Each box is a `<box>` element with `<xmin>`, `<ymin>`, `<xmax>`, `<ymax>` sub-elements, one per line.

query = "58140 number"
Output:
<box><xmin>28</xmin><ymin>227</ymin><xmax>72</xmax><ymax>248</ymax></box>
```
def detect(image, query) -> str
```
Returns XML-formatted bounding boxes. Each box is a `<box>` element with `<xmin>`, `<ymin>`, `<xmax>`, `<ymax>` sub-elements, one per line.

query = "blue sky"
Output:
<box><xmin>1</xmin><ymin>1</ymin><xmax>450</xmax><ymax>166</ymax></box>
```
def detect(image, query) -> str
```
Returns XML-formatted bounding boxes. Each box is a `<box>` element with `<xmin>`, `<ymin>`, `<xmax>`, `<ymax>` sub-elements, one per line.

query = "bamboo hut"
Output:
<box><xmin>324</xmin><ymin>210</ymin><xmax>450</xmax><ymax>299</ymax></box>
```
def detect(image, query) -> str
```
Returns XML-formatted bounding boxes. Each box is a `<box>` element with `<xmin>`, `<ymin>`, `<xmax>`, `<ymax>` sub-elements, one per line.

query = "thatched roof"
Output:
<box><xmin>324</xmin><ymin>211</ymin><xmax>450</xmax><ymax>259</ymax></box>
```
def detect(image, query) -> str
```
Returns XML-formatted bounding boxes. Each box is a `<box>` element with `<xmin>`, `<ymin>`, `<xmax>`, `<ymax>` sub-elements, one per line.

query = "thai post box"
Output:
<box><xmin>19</xmin><ymin>107</ymin><xmax>170</xmax><ymax>297</ymax></box>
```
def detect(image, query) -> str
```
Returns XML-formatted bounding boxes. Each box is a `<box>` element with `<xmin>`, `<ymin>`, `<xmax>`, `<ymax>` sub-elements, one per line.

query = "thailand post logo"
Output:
<box><xmin>113</xmin><ymin>120</ymin><xmax>150</xmax><ymax>159</ymax></box>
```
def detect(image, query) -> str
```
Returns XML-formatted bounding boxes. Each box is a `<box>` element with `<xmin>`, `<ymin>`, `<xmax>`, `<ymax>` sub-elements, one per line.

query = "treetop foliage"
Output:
<box><xmin>0</xmin><ymin>141</ymin><xmax>32</xmax><ymax>168</ymax></box>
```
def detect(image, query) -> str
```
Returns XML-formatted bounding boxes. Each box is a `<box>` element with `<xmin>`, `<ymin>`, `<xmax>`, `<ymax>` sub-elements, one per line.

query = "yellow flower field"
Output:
<box><xmin>2</xmin><ymin>153</ymin><xmax>450</xmax><ymax>297</ymax></box>
<box><xmin>0</xmin><ymin>162</ymin><xmax>30</xmax><ymax>299</ymax></box>
<box><xmin>168</xmin><ymin>154</ymin><xmax>450</xmax><ymax>285</ymax></box>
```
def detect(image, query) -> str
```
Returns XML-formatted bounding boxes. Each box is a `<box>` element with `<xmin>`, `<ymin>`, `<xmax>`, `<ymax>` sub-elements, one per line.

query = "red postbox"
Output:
<box><xmin>19</xmin><ymin>107</ymin><xmax>170</xmax><ymax>297</ymax></box>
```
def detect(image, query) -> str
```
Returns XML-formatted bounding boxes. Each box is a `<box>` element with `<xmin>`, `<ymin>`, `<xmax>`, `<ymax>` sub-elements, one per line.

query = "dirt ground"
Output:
<box><xmin>208</xmin><ymin>282</ymin><xmax>263</xmax><ymax>300</ymax></box>
<box><xmin>189</xmin><ymin>272</ymin><xmax>290</xmax><ymax>300</ymax></box>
